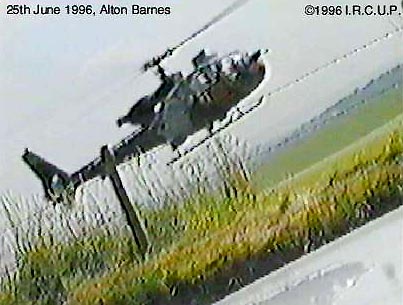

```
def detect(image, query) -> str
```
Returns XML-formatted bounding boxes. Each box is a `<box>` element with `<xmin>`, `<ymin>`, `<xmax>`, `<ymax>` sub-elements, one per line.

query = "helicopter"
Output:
<box><xmin>116</xmin><ymin>48</ymin><xmax>267</xmax><ymax>148</ymax></box>
<box><xmin>21</xmin><ymin>0</ymin><xmax>269</xmax><ymax>202</ymax></box>
<box><xmin>22</xmin><ymin>48</ymin><xmax>268</xmax><ymax>202</ymax></box>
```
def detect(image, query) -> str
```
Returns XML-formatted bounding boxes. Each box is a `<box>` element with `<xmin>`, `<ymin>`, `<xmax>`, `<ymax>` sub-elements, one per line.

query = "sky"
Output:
<box><xmin>0</xmin><ymin>0</ymin><xmax>243</xmax><ymax>194</ymax></box>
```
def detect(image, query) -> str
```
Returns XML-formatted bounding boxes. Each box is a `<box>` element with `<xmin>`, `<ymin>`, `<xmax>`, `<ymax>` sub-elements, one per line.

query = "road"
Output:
<box><xmin>214</xmin><ymin>206</ymin><xmax>403</xmax><ymax>305</ymax></box>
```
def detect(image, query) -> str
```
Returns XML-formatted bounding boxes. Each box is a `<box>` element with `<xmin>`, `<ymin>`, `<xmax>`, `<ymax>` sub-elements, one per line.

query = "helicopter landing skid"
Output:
<box><xmin>166</xmin><ymin>95</ymin><xmax>265</xmax><ymax>166</ymax></box>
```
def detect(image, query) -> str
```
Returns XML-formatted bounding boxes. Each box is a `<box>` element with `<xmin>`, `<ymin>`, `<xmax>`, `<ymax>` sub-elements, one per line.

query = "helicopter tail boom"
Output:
<box><xmin>22</xmin><ymin>149</ymin><xmax>75</xmax><ymax>201</ymax></box>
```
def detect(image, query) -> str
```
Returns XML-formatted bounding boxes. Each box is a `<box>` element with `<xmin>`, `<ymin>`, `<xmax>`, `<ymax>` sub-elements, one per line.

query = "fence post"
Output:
<box><xmin>101</xmin><ymin>145</ymin><xmax>149</xmax><ymax>259</ymax></box>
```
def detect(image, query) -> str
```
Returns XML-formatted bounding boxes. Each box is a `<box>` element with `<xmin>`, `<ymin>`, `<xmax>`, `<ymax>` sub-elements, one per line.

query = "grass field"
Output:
<box><xmin>0</xmin><ymin>86</ymin><xmax>402</xmax><ymax>304</ymax></box>
<box><xmin>1</xmin><ymin>113</ymin><xmax>402</xmax><ymax>305</ymax></box>
<box><xmin>253</xmin><ymin>87</ymin><xmax>402</xmax><ymax>188</ymax></box>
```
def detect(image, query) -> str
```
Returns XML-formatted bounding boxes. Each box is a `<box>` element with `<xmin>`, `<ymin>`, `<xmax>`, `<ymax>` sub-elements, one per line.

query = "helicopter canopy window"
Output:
<box><xmin>221</xmin><ymin>57</ymin><xmax>238</xmax><ymax>78</ymax></box>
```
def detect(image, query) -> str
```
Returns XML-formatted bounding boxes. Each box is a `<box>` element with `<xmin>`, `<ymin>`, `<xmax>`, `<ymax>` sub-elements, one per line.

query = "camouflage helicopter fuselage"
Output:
<box><xmin>22</xmin><ymin>49</ymin><xmax>267</xmax><ymax>202</ymax></box>
<box><xmin>118</xmin><ymin>49</ymin><xmax>266</xmax><ymax>147</ymax></box>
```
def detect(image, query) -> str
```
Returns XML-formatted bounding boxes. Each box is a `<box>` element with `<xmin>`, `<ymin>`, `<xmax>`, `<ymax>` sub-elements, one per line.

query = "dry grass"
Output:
<box><xmin>1</xmin><ymin>115</ymin><xmax>401</xmax><ymax>305</ymax></box>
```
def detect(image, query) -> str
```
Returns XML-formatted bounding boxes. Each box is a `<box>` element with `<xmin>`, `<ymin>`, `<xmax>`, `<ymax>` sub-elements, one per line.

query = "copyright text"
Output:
<box><xmin>304</xmin><ymin>4</ymin><xmax>402</xmax><ymax>16</ymax></box>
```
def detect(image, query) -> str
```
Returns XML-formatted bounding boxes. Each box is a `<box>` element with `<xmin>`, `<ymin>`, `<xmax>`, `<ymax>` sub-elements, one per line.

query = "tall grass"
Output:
<box><xmin>0</xmin><ymin>134</ymin><xmax>256</xmax><ymax>272</ymax></box>
<box><xmin>0</xmin><ymin>135</ymin><xmax>256</xmax><ymax>304</ymax></box>
<box><xmin>0</xmin><ymin>115</ymin><xmax>401</xmax><ymax>305</ymax></box>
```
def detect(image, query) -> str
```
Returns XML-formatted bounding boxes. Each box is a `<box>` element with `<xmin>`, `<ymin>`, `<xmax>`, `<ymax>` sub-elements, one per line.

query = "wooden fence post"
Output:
<box><xmin>101</xmin><ymin>145</ymin><xmax>149</xmax><ymax>259</ymax></box>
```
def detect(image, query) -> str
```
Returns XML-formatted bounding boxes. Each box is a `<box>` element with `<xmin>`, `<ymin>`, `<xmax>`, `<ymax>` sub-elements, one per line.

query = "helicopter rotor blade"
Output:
<box><xmin>142</xmin><ymin>0</ymin><xmax>252</xmax><ymax>72</ymax></box>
